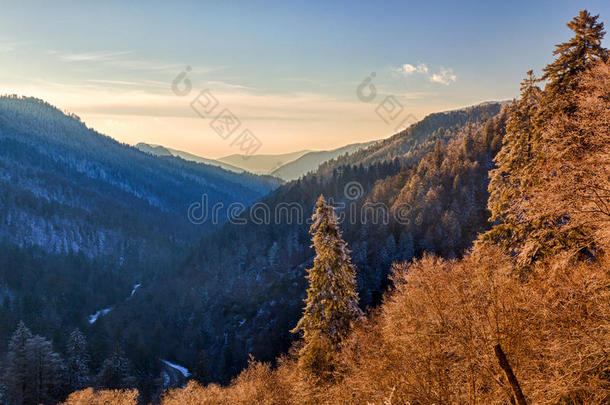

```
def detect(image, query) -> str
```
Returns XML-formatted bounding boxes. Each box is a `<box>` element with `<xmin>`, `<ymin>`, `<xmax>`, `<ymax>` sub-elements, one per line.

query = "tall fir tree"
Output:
<box><xmin>481</xmin><ymin>71</ymin><xmax>543</xmax><ymax>260</ymax></box>
<box><xmin>2</xmin><ymin>322</ymin><xmax>65</xmax><ymax>405</ymax></box>
<box><xmin>3</xmin><ymin>322</ymin><xmax>33</xmax><ymax>405</ymax></box>
<box><xmin>66</xmin><ymin>329</ymin><xmax>90</xmax><ymax>392</ymax></box>
<box><xmin>292</xmin><ymin>195</ymin><xmax>362</xmax><ymax>375</ymax></box>
<box><xmin>96</xmin><ymin>348</ymin><xmax>134</xmax><ymax>390</ymax></box>
<box><xmin>541</xmin><ymin>9</ymin><xmax>607</xmax><ymax>113</ymax></box>
<box><xmin>24</xmin><ymin>335</ymin><xmax>65</xmax><ymax>405</ymax></box>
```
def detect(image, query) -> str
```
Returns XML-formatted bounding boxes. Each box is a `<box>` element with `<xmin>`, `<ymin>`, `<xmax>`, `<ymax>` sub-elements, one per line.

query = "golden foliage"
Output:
<box><xmin>61</xmin><ymin>387</ymin><xmax>139</xmax><ymax>405</ymax></box>
<box><xmin>330</xmin><ymin>250</ymin><xmax>610</xmax><ymax>404</ymax></box>
<box><xmin>526</xmin><ymin>60</ymin><xmax>610</xmax><ymax>252</ymax></box>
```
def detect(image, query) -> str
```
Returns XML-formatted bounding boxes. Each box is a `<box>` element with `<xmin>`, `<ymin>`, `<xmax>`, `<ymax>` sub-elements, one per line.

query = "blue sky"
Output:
<box><xmin>1</xmin><ymin>0</ymin><xmax>608</xmax><ymax>157</ymax></box>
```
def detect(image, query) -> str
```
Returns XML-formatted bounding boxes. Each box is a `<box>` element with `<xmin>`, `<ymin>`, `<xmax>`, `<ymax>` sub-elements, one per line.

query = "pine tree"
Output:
<box><xmin>481</xmin><ymin>71</ymin><xmax>542</xmax><ymax>259</ymax></box>
<box><xmin>66</xmin><ymin>329</ymin><xmax>90</xmax><ymax>392</ymax></box>
<box><xmin>24</xmin><ymin>335</ymin><xmax>65</xmax><ymax>405</ymax></box>
<box><xmin>96</xmin><ymin>349</ymin><xmax>134</xmax><ymax>389</ymax></box>
<box><xmin>291</xmin><ymin>195</ymin><xmax>362</xmax><ymax>375</ymax></box>
<box><xmin>541</xmin><ymin>9</ymin><xmax>607</xmax><ymax>112</ymax></box>
<box><xmin>3</xmin><ymin>322</ymin><xmax>65</xmax><ymax>405</ymax></box>
<box><xmin>267</xmin><ymin>241</ymin><xmax>280</xmax><ymax>268</ymax></box>
<box><xmin>3</xmin><ymin>322</ymin><xmax>32</xmax><ymax>405</ymax></box>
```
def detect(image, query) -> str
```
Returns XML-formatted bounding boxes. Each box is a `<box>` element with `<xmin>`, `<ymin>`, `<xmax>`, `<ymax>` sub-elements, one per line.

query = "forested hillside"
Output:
<box><xmin>0</xmin><ymin>96</ymin><xmax>280</xmax><ymax>404</ymax></box>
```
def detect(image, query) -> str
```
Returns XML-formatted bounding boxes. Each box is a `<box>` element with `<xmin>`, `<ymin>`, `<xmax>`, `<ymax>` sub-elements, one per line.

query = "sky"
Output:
<box><xmin>1</xmin><ymin>0</ymin><xmax>609</xmax><ymax>158</ymax></box>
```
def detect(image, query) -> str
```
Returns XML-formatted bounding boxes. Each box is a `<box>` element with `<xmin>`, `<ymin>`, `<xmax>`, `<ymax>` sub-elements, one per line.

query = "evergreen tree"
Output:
<box><xmin>24</xmin><ymin>335</ymin><xmax>65</xmax><ymax>405</ymax></box>
<box><xmin>481</xmin><ymin>71</ymin><xmax>542</xmax><ymax>260</ymax></box>
<box><xmin>3</xmin><ymin>322</ymin><xmax>65</xmax><ymax>405</ymax></box>
<box><xmin>267</xmin><ymin>241</ymin><xmax>280</xmax><ymax>268</ymax></box>
<box><xmin>3</xmin><ymin>322</ymin><xmax>32</xmax><ymax>405</ymax></box>
<box><xmin>66</xmin><ymin>329</ymin><xmax>90</xmax><ymax>392</ymax></box>
<box><xmin>291</xmin><ymin>195</ymin><xmax>362</xmax><ymax>375</ymax></box>
<box><xmin>96</xmin><ymin>349</ymin><xmax>134</xmax><ymax>390</ymax></box>
<box><xmin>398</xmin><ymin>231</ymin><xmax>415</xmax><ymax>261</ymax></box>
<box><xmin>541</xmin><ymin>9</ymin><xmax>607</xmax><ymax>112</ymax></box>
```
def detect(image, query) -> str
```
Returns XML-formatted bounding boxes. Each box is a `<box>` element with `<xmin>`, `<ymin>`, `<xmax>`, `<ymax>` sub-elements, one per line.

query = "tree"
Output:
<box><xmin>481</xmin><ymin>71</ymin><xmax>543</xmax><ymax>262</ymax></box>
<box><xmin>526</xmin><ymin>60</ymin><xmax>610</xmax><ymax>252</ymax></box>
<box><xmin>3</xmin><ymin>322</ymin><xmax>32</xmax><ymax>404</ymax></box>
<box><xmin>291</xmin><ymin>195</ymin><xmax>363</xmax><ymax>375</ymax></box>
<box><xmin>96</xmin><ymin>349</ymin><xmax>134</xmax><ymax>390</ymax></box>
<box><xmin>66</xmin><ymin>329</ymin><xmax>90</xmax><ymax>392</ymax></box>
<box><xmin>267</xmin><ymin>242</ymin><xmax>280</xmax><ymax>268</ymax></box>
<box><xmin>24</xmin><ymin>335</ymin><xmax>65</xmax><ymax>405</ymax></box>
<box><xmin>3</xmin><ymin>322</ymin><xmax>65</xmax><ymax>405</ymax></box>
<box><xmin>541</xmin><ymin>9</ymin><xmax>607</xmax><ymax>112</ymax></box>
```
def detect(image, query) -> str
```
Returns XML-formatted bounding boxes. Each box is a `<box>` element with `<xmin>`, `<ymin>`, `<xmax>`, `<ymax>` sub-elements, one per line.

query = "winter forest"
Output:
<box><xmin>1</xmin><ymin>4</ymin><xmax>609</xmax><ymax>405</ymax></box>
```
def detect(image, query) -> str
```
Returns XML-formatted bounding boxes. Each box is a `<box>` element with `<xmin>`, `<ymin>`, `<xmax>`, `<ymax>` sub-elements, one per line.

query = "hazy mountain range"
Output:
<box><xmin>136</xmin><ymin>141</ymin><xmax>378</xmax><ymax>181</ymax></box>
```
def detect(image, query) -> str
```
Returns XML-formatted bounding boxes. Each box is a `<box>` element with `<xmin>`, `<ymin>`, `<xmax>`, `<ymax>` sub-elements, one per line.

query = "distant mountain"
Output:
<box><xmin>138</xmin><ymin>142</ymin><xmax>379</xmax><ymax>181</ymax></box>
<box><xmin>269</xmin><ymin>141</ymin><xmax>378</xmax><ymax>181</ymax></box>
<box><xmin>217</xmin><ymin>150</ymin><xmax>311</xmax><ymax>175</ymax></box>
<box><xmin>136</xmin><ymin>142</ymin><xmax>246</xmax><ymax>174</ymax></box>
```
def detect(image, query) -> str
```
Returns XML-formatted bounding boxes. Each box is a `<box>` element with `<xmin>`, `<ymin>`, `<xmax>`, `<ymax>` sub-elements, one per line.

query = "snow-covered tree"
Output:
<box><xmin>3</xmin><ymin>322</ymin><xmax>32</xmax><ymax>404</ymax></box>
<box><xmin>66</xmin><ymin>329</ymin><xmax>90</xmax><ymax>391</ymax></box>
<box><xmin>267</xmin><ymin>241</ymin><xmax>280</xmax><ymax>268</ymax></box>
<box><xmin>25</xmin><ymin>335</ymin><xmax>65</xmax><ymax>404</ymax></box>
<box><xmin>96</xmin><ymin>349</ymin><xmax>134</xmax><ymax>389</ymax></box>
<box><xmin>3</xmin><ymin>322</ymin><xmax>65</xmax><ymax>405</ymax></box>
<box><xmin>292</xmin><ymin>195</ymin><xmax>362</xmax><ymax>375</ymax></box>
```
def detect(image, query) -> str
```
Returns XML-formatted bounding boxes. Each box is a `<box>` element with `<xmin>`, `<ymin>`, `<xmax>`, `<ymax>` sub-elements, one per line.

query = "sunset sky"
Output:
<box><xmin>1</xmin><ymin>0</ymin><xmax>608</xmax><ymax>158</ymax></box>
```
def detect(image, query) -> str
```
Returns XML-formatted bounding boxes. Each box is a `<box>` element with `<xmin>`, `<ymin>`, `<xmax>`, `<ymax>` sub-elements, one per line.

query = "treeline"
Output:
<box><xmin>1</xmin><ymin>324</ymin><xmax>135</xmax><ymax>404</ymax></box>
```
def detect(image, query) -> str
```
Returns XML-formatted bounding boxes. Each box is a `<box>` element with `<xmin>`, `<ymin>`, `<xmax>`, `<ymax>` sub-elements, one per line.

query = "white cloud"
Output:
<box><xmin>395</xmin><ymin>63</ymin><xmax>456</xmax><ymax>85</ymax></box>
<box><xmin>398</xmin><ymin>63</ymin><xmax>428</xmax><ymax>76</ymax></box>
<box><xmin>429</xmin><ymin>67</ymin><xmax>457</xmax><ymax>85</ymax></box>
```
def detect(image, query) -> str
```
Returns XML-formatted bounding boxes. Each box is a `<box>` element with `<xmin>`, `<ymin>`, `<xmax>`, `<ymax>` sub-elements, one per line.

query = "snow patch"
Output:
<box><xmin>88</xmin><ymin>307</ymin><xmax>112</xmax><ymax>324</ymax></box>
<box><xmin>160</xmin><ymin>359</ymin><xmax>190</xmax><ymax>377</ymax></box>
<box><xmin>130</xmin><ymin>283</ymin><xmax>141</xmax><ymax>297</ymax></box>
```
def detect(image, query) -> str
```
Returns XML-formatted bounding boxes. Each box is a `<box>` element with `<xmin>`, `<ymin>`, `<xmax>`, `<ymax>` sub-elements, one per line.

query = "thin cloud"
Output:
<box><xmin>429</xmin><ymin>67</ymin><xmax>457</xmax><ymax>85</ymax></box>
<box><xmin>60</xmin><ymin>50</ymin><xmax>132</xmax><ymax>62</ymax></box>
<box><xmin>56</xmin><ymin>50</ymin><xmax>187</xmax><ymax>73</ymax></box>
<box><xmin>0</xmin><ymin>40</ymin><xmax>30</xmax><ymax>53</ymax></box>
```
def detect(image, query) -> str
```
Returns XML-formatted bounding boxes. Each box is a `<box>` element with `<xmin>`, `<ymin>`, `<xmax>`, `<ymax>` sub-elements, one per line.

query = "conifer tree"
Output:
<box><xmin>25</xmin><ymin>335</ymin><xmax>65</xmax><ymax>405</ymax></box>
<box><xmin>541</xmin><ymin>10</ymin><xmax>607</xmax><ymax>112</ymax></box>
<box><xmin>481</xmin><ymin>71</ymin><xmax>542</xmax><ymax>258</ymax></box>
<box><xmin>96</xmin><ymin>349</ymin><xmax>134</xmax><ymax>389</ymax></box>
<box><xmin>292</xmin><ymin>195</ymin><xmax>362</xmax><ymax>375</ymax></box>
<box><xmin>66</xmin><ymin>329</ymin><xmax>90</xmax><ymax>391</ymax></box>
<box><xmin>3</xmin><ymin>322</ymin><xmax>65</xmax><ymax>405</ymax></box>
<box><xmin>3</xmin><ymin>322</ymin><xmax>33</xmax><ymax>405</ymax></box>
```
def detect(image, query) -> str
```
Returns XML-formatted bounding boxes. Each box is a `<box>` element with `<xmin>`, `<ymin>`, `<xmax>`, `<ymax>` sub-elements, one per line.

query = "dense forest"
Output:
<box><xmin>2</xmin><ymin>9</ymin><xmax>609</xmax><ymax>405</ymax></box>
